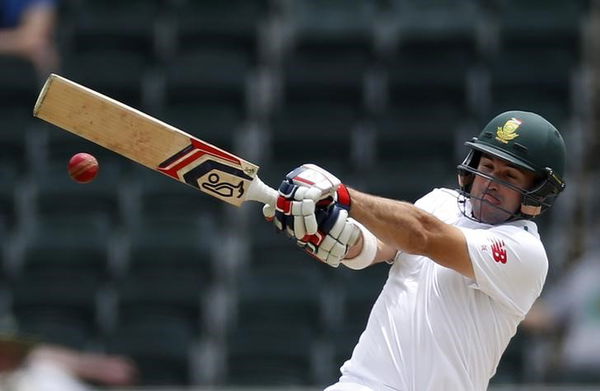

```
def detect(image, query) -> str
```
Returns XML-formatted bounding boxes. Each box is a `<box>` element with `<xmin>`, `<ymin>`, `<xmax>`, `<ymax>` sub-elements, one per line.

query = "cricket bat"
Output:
<box><xmin>33</xmin><ymin>74</ymin><xmax>278</xmax><ymax>207</ymax></box>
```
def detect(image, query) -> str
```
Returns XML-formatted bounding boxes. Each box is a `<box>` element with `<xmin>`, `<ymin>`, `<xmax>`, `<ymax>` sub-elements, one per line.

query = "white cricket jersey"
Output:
<box><xmin>331</xmin><ymin>188</ymin><xmax>548</xmax><ymax>391</ymax></box>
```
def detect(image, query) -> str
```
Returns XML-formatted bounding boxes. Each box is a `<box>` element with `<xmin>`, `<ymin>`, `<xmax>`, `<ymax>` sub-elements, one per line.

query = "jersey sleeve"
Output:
<box><xmin>458</xmin><ymin>224</ymin><xmax>548</xmax><ymax>317</ymax></box>
<box><xmin>413</xmin><ymin>188</ymin><xmax>456</xmax><ymax>214</ymax></box>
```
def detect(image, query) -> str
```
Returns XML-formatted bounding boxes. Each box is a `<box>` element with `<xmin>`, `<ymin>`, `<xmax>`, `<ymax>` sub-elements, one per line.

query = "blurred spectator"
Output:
<box><xmin>0</xmin><ymin>335</ymin><xmax>138</xmax><ymax>390</ymax></box>
<box><xmin>0</xmin><ymin>0</ymin><xmax>59</xmax><ymax>75</ymax></box>
<box><xmin>523</xmin><ymin>240</ymin><xmax>600</xmax><ymax>384</ymax></box>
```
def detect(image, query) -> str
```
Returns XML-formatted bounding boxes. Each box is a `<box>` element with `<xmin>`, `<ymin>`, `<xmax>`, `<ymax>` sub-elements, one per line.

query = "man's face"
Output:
<box><xmin>470</xmin><ymin>155</ymin><xmax>537</xmax><ymax>224</ymax></box>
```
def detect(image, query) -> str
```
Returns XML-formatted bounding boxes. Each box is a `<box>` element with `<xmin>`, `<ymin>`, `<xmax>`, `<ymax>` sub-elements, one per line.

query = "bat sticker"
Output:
<box><xmin>158</xmin><ymin>139</ymin><xmax>252</xmax><ymax>199</ymax></box>
<box><xmin>201</xmin><ymin>173</ymin><xmax>245</xmax><ymax>198</ymax></box>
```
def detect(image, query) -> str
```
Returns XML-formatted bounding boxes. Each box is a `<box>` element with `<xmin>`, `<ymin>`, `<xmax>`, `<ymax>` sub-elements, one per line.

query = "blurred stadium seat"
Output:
<box><xmin>389</xmin><ymin>0</ymin><xmax>481</xmax><ymax>40</ymax></box>
<box><xmin>487</xmin><ymin>47</ymin><xmax>573</xmax><ymax>126</ymax></box>
<box><xmin>40</xmin><ymin>120</ymin><xmax>131</xmax><ymax>168</ymax></box>
<box><xmin>67</xmin><ymin>0</ymin><xmax>160</xmax><ymax>58</ymax></box>
<box><xmin>163</xmin><ymin>48</ymin><xmax>250</xmax><ymax>110</ymax></box>
<box><xmin>133</xmin><ymin>166</ymin><xmax>222</xmax><ymax>221</ymax></box>
<box><xmin>225</xmin><ymin>324</ymin><xmax>316</xmax><ymax>385</ymax></box>
<box><xmin>115</xmin><ymin>272</ymin><xmax>204</xmax><ymax>329</ymax></box>
<box><xmin>234</xmin><ymin>267</ymin><xmax>323</xmax><ymax>332</ymax></box>
<box><xmin>172</xmin><ymin>0</ymin><xmax>268</xmax><ymax>62</ymax></box>
<box><xmin>32</xmin><ymin>160</ymin><xmax>122</xmax><ymax>223</ymax></box>
<box><xmin>373</xmin><ymin>106</ymin><xmax>462</xmax><ymax>165</ymax></box>
<box><xmin>117</xmin><ymin>214</ymin><xmax>215</xmax><ymax>327</ymax></box>
<box><xmin>385</xmin><ymin>38</ymin><xmax>474</xmax><ymax>122</ymax></box>
<box><xmin>17</xmin><ymin>215</ymin><xmax>111</xmax><ymax>280</ymax></box>
<box><xmin>0</xmin><ymin>218</ymin><xmax>6</xmax><ymax>281</ymax></box>
<box><xmin>12</xmin><ymin>279</ymin><xmax>98</xmax><ymax>349</ymax></box>
<box><xmin>493</xmin><ymin>0</ymin><xmax>585</xmax><ymax>56</ymax></box>
<box><xmin>105</xmin><ymin>314</ymin><xmax>195</xmax><ymax>385</ymax></box>
<box><xmin>0</xmin><ymin>56</ymin><xmax>40</xmax><ymax>109</ymax></box>
<box><xmin>359</xmin><ymin>162</ymin><xmax>455</xmax><ymax>204</ymax></box>
<box><xmin>10</xmin><ymin>214</ymin><xmax>110</xmax><ymax>349</ymax></box>
<box><xmin>324</xmin><ymin>265</ymin><xmax>389</xmax><ymax>380</ymax></box>
<box><xmin>61</xmin><ymin>50</ymin><xmax>148</xmax><ymax>108</ymax></box>
<box><xmin>269</xmin><ymin>101</ymin><xmax>357</xmax><ymax>164</ymax></box>
<box><xmin>279</xmin><ymin>0</ymin><xmax>376</xmax><ymax>150</ymax></box>
<box><xmin>125</xmin><ymin>215</ymin><xmax>215</xmax><ymax>279</ymax></box>
<box><xmin>288</xmin><ymin>0</ymin><xmax>376</xmax><ymax>58</ymax></box>
<box><xmin>12</xmin><ymin>290</ymin><xmax>95</xmax><ymax>350</ymax></box>
<box><xmin>0</xmin><ymin>161</ymin><xmax>21</xmax><ymax>229</ymax></box>
<box><xmin>160</xmin><ymin>100</ymin><xmax>242</xmax><ymax>155</ymax></box>
<box><xmin>0</xmin><ymin>106</ymin><xmax>33</xmax><ymax>166</ymax></box>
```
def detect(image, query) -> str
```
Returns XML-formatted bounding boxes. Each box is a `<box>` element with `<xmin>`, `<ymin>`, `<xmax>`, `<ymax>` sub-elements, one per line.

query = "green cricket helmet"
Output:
<box><xmin>457</xmin><ymin>110</ymin><xmax>566</xmax><ymax>221</ymax></box>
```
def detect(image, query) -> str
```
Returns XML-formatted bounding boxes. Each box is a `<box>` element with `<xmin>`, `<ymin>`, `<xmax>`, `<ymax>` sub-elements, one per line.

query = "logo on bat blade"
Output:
<box><xmin>157</xmin><ymin>139</ymin><xmax>252</xmax><ymax>199</ymax></box>
<box><xmin>201</xmin><ymin>173</ymin><xmax>245</xmax><ymax>198</ymax></box>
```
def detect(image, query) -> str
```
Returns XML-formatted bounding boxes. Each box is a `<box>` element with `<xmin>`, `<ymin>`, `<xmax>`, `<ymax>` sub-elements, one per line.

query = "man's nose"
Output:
<box><xmin>482</xmin><ymin>174</ymin><xmax>498</xmax><ymax>191</ymax></box>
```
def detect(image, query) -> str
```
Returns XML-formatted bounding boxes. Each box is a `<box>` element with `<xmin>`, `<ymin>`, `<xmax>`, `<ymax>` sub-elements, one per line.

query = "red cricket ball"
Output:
<box><xmin>68</xmin><ymin>152</ymin><xmax>99</xmax><ymax>183</ymax></box>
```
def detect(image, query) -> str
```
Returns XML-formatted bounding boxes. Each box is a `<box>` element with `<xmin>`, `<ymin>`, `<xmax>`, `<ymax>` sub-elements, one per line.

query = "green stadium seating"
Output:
<box><xmin>225</xmin><ymin>324</ymin><xmax>316</xmax><ymax>385</ymax></box>
<box><xmin>105</xmin><ymin>315</ymin><xmax>194</xmax><ymax>385</ymax></box>
<box><xmin>173</xmin><ymin>0</ymin><xmax>267</xmax><ymax>63</ymax></box>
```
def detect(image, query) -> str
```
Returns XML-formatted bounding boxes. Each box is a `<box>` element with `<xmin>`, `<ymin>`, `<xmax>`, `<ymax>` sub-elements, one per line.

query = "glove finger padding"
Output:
<box><xmin>299</xmin><ymin>206</ymin><xmax>360</xmax><ymax>267</ymax></box>
<box><xmin>274</xmin><ymin>181</ymin><xmax>326</xmax><ymax>238</ymax></box>
<box><xmin>271</xmin><ymin>164</ymin><xmax>349</xmax><ymax>241</ymax></box>
<box><xmin>290</xmin><ymin>191</ymin><xmax>318</xmax><ymax>238</ymax></box>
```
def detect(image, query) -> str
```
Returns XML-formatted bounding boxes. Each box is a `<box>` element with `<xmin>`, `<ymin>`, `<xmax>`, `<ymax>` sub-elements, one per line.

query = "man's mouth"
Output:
<box><xmin>482</xmin><ymin>192</ymin><xmax>501</xmax><ymax>205</ymax></box>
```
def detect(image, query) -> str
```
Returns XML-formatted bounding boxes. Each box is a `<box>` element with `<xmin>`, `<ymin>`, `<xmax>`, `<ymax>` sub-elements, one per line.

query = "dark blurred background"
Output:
<box><xmin>0</xmin><ymin>0</ymin><xmax>599</xmax><ymax>388</ymax></box>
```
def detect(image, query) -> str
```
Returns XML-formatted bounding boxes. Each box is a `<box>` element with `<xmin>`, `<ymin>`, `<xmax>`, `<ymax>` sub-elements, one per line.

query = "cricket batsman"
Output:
<box><xmin>264</xmin><ymin>110</ymin><xmax>566</xmax><ymax>390</ymax></box>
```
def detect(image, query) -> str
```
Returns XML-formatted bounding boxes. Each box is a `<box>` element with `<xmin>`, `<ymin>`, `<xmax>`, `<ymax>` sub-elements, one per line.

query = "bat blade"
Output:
<box><xmin>33</xmin><ymin>74</ymin><xmax>276</xmax><ymax>207</ymax></box>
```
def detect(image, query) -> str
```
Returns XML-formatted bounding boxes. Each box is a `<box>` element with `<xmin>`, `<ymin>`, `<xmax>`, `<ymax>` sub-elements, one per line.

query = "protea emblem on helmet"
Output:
<box><xmin>496</xmin><ymin>118</ymin><xmax>522</xmax><ymax>143</ymax></box>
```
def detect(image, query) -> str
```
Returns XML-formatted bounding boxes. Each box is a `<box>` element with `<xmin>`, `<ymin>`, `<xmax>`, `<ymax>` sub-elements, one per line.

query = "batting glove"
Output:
<box><xmin>297</xmin><ymin>204</ymin><xmax>361</xmax><ymax>267</ymax></box>
<box><xmin>262</xmin><ymin>164</ymin><xmax>351</xmax><ymax>240</ymax></box>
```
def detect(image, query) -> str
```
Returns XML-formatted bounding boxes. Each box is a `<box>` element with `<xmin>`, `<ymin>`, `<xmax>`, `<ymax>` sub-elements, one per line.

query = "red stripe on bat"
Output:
<box><xmin>190</xmin><ymin>139</ymin><xmax>241</xmax><ymax>165</ymax></box>
<box><xmin>159</xmin><ymin>138</ymin><xmax>242</xmax><ymax>180</ymax></box>
<box><xmin>159</xmin><ymin>149</ymin><xmax>204</xmax><ymax>179</ymax></box>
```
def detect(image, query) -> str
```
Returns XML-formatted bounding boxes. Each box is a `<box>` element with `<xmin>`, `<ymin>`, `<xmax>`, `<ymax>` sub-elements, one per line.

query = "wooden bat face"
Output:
<box><xmin>33</xmin><ymin>74</ymin><xmax>276</xmax><ymax>206</ymax></box>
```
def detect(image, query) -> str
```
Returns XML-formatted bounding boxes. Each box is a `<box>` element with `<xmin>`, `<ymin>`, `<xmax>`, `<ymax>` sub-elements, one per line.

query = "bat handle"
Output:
<box><xmin>247</xmin><ymin>175</ymin><xmax>278</xmax><ymax>206</ymax></box>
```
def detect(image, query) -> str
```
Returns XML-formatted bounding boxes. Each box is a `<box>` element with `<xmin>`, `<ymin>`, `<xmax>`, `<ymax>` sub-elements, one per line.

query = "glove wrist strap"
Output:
<box><xmin>341</xmin><ymin>219</ymin><xmax>377</xmax><ymax>270</ymax></box>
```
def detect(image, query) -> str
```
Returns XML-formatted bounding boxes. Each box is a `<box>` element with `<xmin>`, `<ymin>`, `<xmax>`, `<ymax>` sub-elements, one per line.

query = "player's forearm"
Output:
<box><xmin>348</xmin><ymin>188</ymin><xmax>433</xmax><ymax>256</ymax></box>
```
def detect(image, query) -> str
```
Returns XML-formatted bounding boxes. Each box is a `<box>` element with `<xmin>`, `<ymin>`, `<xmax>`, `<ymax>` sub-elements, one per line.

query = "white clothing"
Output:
<box><xmin>0</xmin><ymin>360</ymin><xmax>89</xmax><ymax>391</ymax></box>
<box><xmin>324</xmin><ymin>381</ymin><xmax>375</xmax><ymax>391</ymax></box>
<box><xmin>329</xmin><ymin>188</ymin><xmax>548</xmax><ymax>391</ymax></box>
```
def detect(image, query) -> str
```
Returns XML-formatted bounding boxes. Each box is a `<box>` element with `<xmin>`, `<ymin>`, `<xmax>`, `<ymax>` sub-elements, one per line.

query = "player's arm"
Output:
<box><xmin>349</xmin><ymin>188</ymin><xmax>474</xmax><ymax>278</ymax></box>
<box><xmin>267</xmin><ymin>164</ymin><xmax>470</xmax><ymax>275</ymax></box>
<box><xmin>265</xmin><ymin>165</ymin><xmax>398</xmax><ymax>268</ymax></box>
